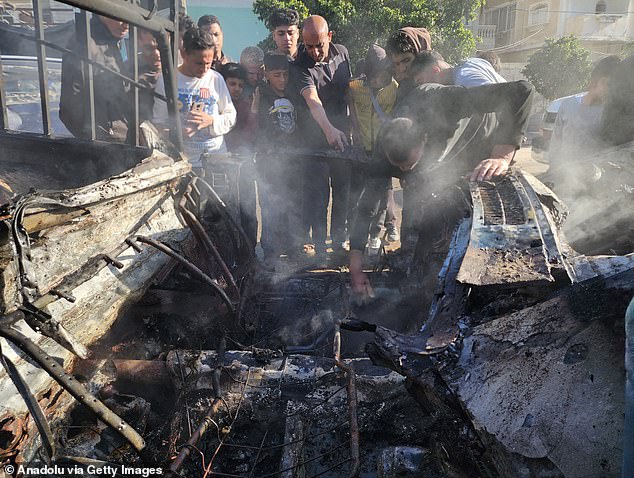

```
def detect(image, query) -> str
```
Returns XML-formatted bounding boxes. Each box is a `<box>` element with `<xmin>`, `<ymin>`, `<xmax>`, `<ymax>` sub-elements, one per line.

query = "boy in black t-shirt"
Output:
<box><xmin>253</xmin><ymin>53</ymin><xmax>303</xmax><ymax>262</ymax></box>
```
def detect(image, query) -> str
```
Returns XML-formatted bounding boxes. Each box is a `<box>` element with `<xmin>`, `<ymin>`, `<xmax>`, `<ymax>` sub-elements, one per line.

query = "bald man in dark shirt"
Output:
<box><xmin>292</xmin><ymin>15</ymin><xmax>353</xmax><ymax>254</ymax></box>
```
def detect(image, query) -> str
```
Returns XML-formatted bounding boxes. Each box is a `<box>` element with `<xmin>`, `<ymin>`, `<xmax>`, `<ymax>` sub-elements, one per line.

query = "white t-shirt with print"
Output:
<box><xmin>154</xmin><ymin>68</ymin><xmax>236</xmax><ymax>164</ymax></box>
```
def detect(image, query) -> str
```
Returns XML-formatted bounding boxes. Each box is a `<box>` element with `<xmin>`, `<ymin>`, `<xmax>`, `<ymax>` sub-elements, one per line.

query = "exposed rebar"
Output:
<box><xmin>0</xmin><ymin>326</ymin><xmax>146</xmax><ymax>455</ymax></box>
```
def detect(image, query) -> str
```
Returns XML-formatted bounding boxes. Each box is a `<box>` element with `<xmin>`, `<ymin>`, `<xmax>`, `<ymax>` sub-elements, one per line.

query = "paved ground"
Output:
<box><xmin>514</xmin><ymin>145</ymin><xmax>549</xmax><ymax>177</ymax></box>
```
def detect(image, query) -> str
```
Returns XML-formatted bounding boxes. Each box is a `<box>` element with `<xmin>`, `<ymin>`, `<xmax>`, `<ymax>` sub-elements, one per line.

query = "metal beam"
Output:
<box><xmin>157</xmin><ymin>30</ymin><xmax>183</xmax><ymax>152</ymax></box>
<box><xmin>130</xmin><ymin>25</ymin><xmax>139</xmax><ymax>147</ymax></box>
<box><xmin>0</xmin><ymin>55</ymin><xmax>8</xmax><ymax>131</ymax></box>
<box><xmin>62</xmin><ymin>0</ymin><xmax>173</xmax><ymax>33</ymax></box>
<box><xmin>79</xmin><ymin>10</ymin><xmax>96</xmax><ymax>140</ymax></box>
<box><xmin>32</xmin><ymin>0</ymin><xmax>52</xmax><ymax>136</ymax></box>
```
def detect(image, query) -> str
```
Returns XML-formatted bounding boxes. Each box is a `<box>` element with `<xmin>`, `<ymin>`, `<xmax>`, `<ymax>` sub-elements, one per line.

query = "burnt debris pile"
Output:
<box><xmin>2</xmin><ymin>155</ymin><xmax>634</xmax><ymax>478</ymax></box>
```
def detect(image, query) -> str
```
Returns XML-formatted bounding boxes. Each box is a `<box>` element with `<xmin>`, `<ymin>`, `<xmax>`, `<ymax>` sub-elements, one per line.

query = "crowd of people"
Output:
<box><xmin>57</xmin><ymin>8</ymin><xmax>632</xmax><ymax>297</ymax></box>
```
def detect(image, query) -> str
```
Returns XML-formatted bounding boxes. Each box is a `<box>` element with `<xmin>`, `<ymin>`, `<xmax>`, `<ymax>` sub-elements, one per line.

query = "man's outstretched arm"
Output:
<box><xmin>301</xmin><ymin>87</ymin><xmax>348</xmax><ymax>151</ymax></box>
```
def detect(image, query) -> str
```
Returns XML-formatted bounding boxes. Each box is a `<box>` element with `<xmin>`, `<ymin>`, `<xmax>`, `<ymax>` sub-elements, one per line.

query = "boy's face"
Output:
<box><xmin>201</xmin><ymin>22</ymin><xmax>223</xmax><ymax>57</ymax></box>
<box><xmin>226</xmin><ymin>77</ymin><xmax>245</xmax><ymax>101</ymax></box>
<box><xmin>367</xmin><ymin>69</ymin><xmax>391</xmax><ymax>89</ymax></box>
<box><xmin>181</xmin><ymin>48</ymin><xmax>214</xmax><ymax>78</ymax></box>
<box><xmin>244</xmin><ymin>62</ymin><xmax>263</xmax><ymax>87</ymax></box>
<box><xmin>266</xmin><ymin>69</ymin><xmax>289</xmax><ymax>95</ymax></box>
<box><xmin>390</xmin><ymin>51</ymin><xmax>415</xmax><ymax>81</ymax></box>
<box><xmin>273</xmin><ymin>24</ymin><xmax>299</xmax><ymax>55</ymax></box>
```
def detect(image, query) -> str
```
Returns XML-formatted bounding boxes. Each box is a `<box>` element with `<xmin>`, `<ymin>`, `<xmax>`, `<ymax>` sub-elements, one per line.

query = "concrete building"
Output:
<box><xmin>470</xmin><ymin>0</ymin><xmax>634</xmax><ymax>62</ymax></box>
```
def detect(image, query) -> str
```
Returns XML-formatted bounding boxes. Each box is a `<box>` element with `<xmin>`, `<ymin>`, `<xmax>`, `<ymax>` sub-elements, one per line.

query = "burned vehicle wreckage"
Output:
<box><xmin>1</xmin><ymin>2</ymin><xmax>634</xmax><ymax>478</ymax></box>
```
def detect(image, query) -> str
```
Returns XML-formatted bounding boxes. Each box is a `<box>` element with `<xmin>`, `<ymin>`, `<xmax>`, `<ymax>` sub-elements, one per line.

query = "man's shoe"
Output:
<box><xmin>386</xmin><ymin>224</ymin><xmax>400</xmax><ymax>243</ymax></box>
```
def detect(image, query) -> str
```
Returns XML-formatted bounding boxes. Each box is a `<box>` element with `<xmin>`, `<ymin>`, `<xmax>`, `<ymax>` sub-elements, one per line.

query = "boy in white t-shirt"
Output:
<box><xmin>154</xmin><ymin>27</ymin><xmax>236</xmax><ymax>165</ymax></box>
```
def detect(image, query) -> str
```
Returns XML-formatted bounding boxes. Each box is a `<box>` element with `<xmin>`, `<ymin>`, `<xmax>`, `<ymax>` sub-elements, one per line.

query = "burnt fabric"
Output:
<box><xmin>350</xmin><ymin>81</ymin><xmax>534</xmax><ymax>253</ymax></box>
<box><xmin>60</xmin><ymin>16</ymin><xmax>131</xmax><ymax>141</ymax></box>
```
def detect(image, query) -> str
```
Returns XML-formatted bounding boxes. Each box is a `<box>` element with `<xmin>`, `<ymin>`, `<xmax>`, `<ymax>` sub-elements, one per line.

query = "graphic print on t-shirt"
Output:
<box><xmin>268</xmin><ymin>98</ymin><xmax>296</xmax><ymax>134</ymax></box>
<box><xmin>177</xmin><ymin>87</ymin><xmax>218</xmax><ymax>117</ymax></box>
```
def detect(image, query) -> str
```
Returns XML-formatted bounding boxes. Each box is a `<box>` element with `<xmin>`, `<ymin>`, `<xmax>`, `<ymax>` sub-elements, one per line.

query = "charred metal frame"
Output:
<box><xmin>0</xmin><ymin>0</ymin><xmax>184</xmax><ymax>151</ymax></box>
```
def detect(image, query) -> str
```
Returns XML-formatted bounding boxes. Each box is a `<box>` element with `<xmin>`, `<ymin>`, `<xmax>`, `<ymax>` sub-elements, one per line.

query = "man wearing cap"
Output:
<box><xmin>385</xmin><ymin>27</ymin><xmax>432</xmax><ymax>100</ymax></box>
<box><xmin>253</xmin><ymin>52</ymin><xmax>304</xmax><ymax>261</ymax></box>
<box><xmin>349</xmin><ymin>80</ymin><xmax>534</xmax><ymax>300</ymax></box>
<box><xmin>293</xmin><ymin>15</ymin><xmax>352</xmax><ymax>255</ymax></box>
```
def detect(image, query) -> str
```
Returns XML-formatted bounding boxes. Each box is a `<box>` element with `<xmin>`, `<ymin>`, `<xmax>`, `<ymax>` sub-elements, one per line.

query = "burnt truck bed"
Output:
<box><xmin>0</xmin><ymin>152</ymin><xmax>632</xmax><ymax>477</ymax></box>
<box><xmin>0</xmin><ymin>132</ymin><xmax>151</xmax><ymax>199</ymax></box>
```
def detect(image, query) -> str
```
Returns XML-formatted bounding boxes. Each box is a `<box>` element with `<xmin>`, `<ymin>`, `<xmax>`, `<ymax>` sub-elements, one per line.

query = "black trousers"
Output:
<box><xmin>302</xmin><ymin>157</ymin><xmax>352</xmax><ymax>247</ymax></box>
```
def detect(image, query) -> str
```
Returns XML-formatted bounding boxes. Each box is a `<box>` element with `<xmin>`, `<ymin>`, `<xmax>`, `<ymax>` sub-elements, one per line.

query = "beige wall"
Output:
<box><xmin>479</xmin><ymin>0</ymin><xmax>633</xmax><ymax>63</ymax></box>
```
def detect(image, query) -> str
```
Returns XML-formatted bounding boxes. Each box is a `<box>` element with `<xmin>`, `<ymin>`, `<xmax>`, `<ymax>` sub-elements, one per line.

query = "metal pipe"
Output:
<box><xmin>157</xmin><ymin>29</ymin><xmax>183</xmax><ymax>152</ymax></box>
<box><xmin>9</xmin><ymin>28</ymin><xmax>166</xmax><ymax>102</ymax></box>
<box><xmin>179</xmin><ymin>206</ymin><xmax>240</xmax><ymax>296</ymax></box>
<box><xmin>0</xmin><ymin>54</ymin><xmax>8</xmax><ymax>130</ymax></box>
<box><xmin>32</xmin><ymin>0</ymin><xmax>52</xmax><ymax>136</ymax></box>
<box><xmin>130</xmin><ymin>25</ymin><xmax>139</xmax><ymax>147</ymax></box>
<box><xmin>61</xmin><ymin>0</ymin><xmax>173</xmax><ymax>33</ymax></box>
<box><xmin>135</xmin><ymin>236</ymin><xmax>235</xmax><ymax>313</ymax></box>
<box><xmin>79</xmin><ymin>10</ymin><xmax>96</xmax><ymax>140</ymax></box>
<box><xmin>0</xmin><ymin>326</ymin><xmax>146</xmax><ymax>454</ymax></box>
<box><xmin>0</xmin><ymin>340</ymin><xmax>55</xmax><ymax>460</ymax></box>
<box><xmin>624</xmin><ymin>297</ymin><xmax>634</xmax><ymax>476</ymax></box>
<box><xmin>333</xmin><ymin>323</ymin><xmax>361</xmax><ymax>478</ymax></box>
<box><xmin>195</xmin><ymin>177</ymin><xmax>255</xmax><ymax>260</ymax></box>
<box><xmin>167</xmin><ymin>397</ymin><xmax>222</xmax><ymax>474</ymax></box>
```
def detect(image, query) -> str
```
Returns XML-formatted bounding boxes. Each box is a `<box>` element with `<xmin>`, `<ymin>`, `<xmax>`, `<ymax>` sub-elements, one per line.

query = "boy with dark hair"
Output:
<box><xmin>267</xmin><ymin>8</ymin><xmax>301</xmax><ymax>59</ymax></box>
<box><xmin>385</xmin><ymin>27</ymin><xmax>431</xmax><ymax>99</ymax></box>
<box><xmin>548</xmin><ymin>55</ymin><xmax>621</xmax><ymax>197</ymax></box>
<box><xmin>253</xmin><ymin>52</ymin><xmax>303</xmax><ymax>262</ymax></box>
<box><xmin>197</xmin><ymin>14</ymin><xmax>231</xmax><ymax>68</ymax></box>
<box><xmin>153</xmin><ymin>27</ymin><xmax>236</xmax><ymax>165</ymax></box>
<box><xmin>348</xmin><ymin>44</ymin><xmax>400</xmax><ymax>252</ymax></box>
<box><xmin>218</xmin><ymin>62</ymin><xmax>254</xmax><ymax>153</ymax></box>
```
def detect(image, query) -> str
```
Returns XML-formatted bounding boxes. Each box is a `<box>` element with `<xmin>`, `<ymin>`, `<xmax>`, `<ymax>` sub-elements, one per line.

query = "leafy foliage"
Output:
<box><xmin>252</xmin><ymin>0</ymin><xmax>483</xmax><ymax>66</ymax></box>
<box><xmin>522</xmin><ymin>35</ymin><xmax>592</xmax><ymax>100</ymax></box>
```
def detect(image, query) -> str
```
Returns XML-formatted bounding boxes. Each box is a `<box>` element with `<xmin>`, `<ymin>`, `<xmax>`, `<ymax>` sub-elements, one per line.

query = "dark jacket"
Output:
<box><xmin>59</xmin><ymin>16</ymin><xmax>131</xmax><ymax>141</ymax></box>
<box><xmin>350</xmin><ymin>80</ymin><xmax>534</xmax><ymax>251</ymax></box>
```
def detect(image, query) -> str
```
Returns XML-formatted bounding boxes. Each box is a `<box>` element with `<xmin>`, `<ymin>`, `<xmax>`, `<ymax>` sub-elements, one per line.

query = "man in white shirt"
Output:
<box><xmin>548</xmin><ymin>55</ymin><xmax>621</xmax><ymax>198</ymax></box>
<box><xmin>409</xmin><ymin>50</ymin><xmax>506</xmax><ymax>88</ymax></box>
<box><xmin>154</xmin><ymin>27</ymin><xmax>236</xmax><ymax>165</ymax></box>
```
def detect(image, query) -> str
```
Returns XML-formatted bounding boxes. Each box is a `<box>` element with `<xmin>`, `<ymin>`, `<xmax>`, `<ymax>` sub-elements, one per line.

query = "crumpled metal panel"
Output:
<box><xmin>457</xmin><ymin>171</ymin><xmax>570</xmax><ymax>286</ymax></box>
<box><xmin>443</xmin><ymin>269</ymin><xmax>631</xmax><ymax>477</ymax></box>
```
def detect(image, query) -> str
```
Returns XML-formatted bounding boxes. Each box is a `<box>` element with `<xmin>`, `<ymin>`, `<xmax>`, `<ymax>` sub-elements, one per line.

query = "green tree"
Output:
<box><xmin>252</xmin><ymin>0</ymin><xmax>483</xmax><ymax>66</ymax></box>
<box><xmin>522</xmin><ymin>35</ymin><xmax>592</xmax><ymax>100</ymax></box>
